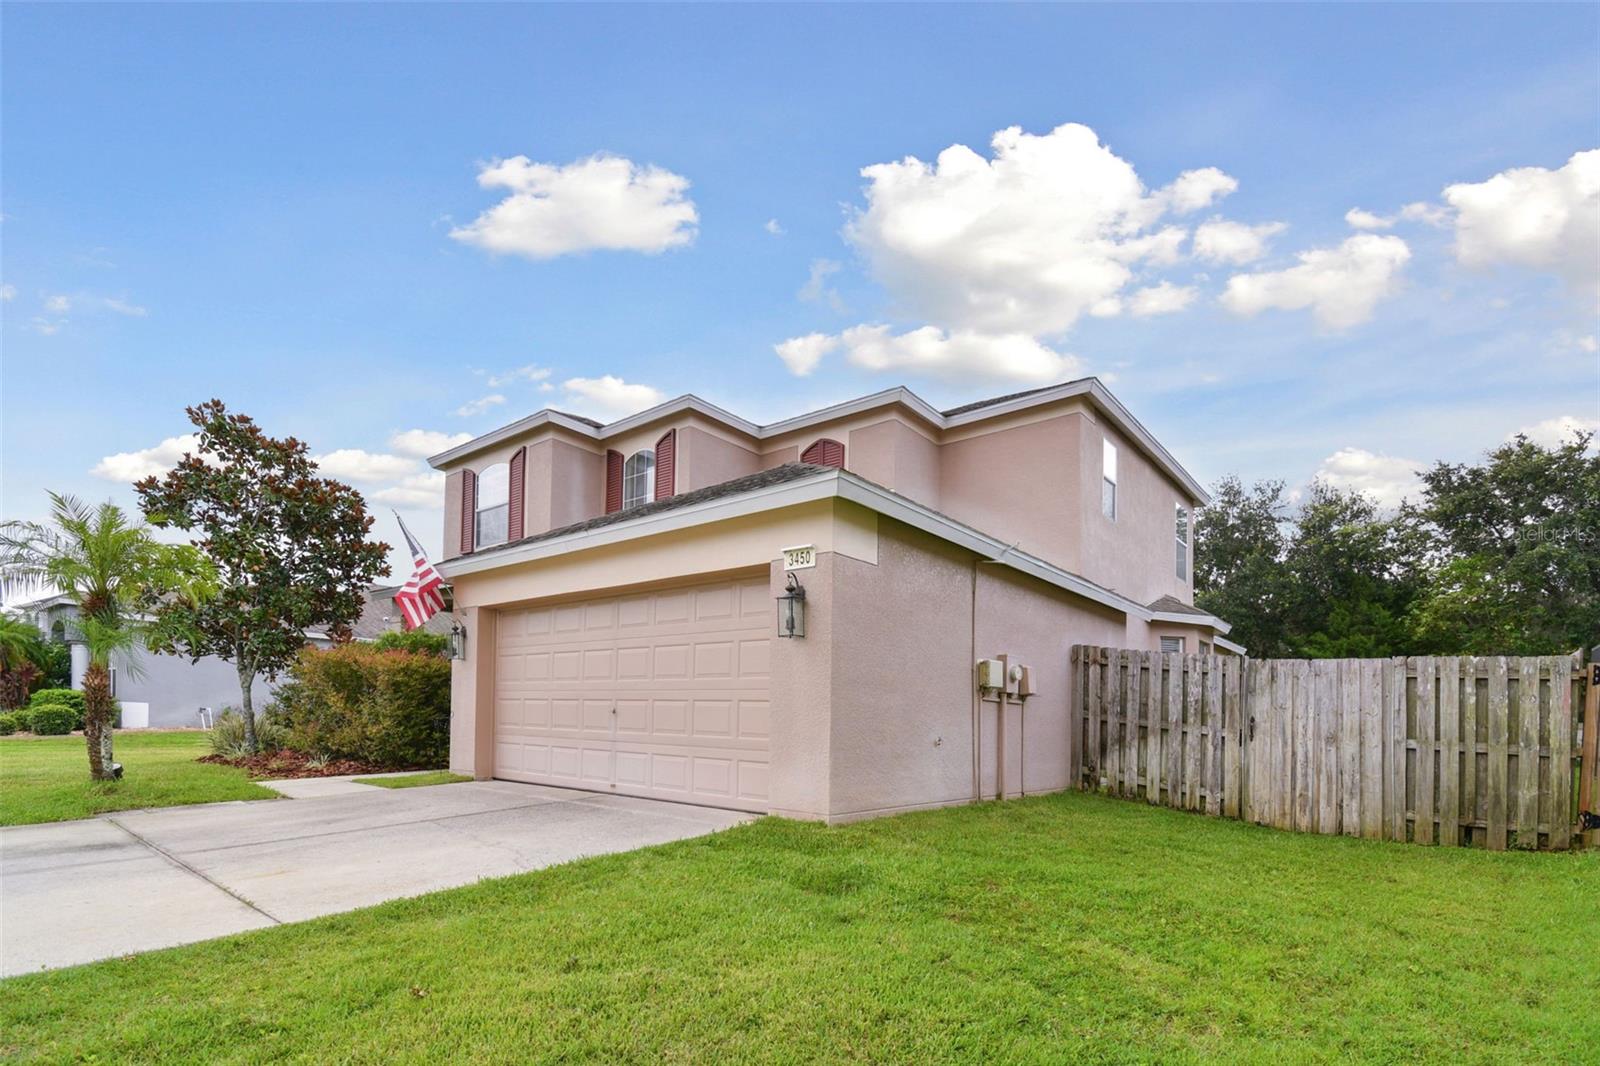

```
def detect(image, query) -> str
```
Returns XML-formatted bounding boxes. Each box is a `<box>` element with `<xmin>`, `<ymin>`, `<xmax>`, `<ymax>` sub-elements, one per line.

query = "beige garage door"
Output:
<box><xmin>493</xmin><ymin>576</ymin><xmax>772</xmax><ymax>811</ymax></box>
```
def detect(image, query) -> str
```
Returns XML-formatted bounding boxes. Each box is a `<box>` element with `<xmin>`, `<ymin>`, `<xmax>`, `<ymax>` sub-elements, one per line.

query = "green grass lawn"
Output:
<box><xmin>0</xmin><ymin>731</ymin><xmax>277</xmax><ymax>826</ymax></box>
<box><xmin>353</xmin><ymin>770</ymin><xmax>473</xmax><ymax>789</ymax></box>
<box><xmin>3</xmin><ymin>791</ymin><xmax>1595</xmax><ymax>1063</ymax></box>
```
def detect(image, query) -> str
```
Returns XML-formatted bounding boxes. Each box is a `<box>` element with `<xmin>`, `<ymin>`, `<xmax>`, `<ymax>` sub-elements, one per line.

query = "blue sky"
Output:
<box><xmin>3</xmin><ymin>3</ymin><xmax>1597</xmax><ymax>575</ymax></box>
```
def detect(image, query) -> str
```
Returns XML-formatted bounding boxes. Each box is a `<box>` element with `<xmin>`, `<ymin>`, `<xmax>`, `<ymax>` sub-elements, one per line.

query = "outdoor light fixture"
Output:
<box><xmin>776</xmin><ymin>571</ymin><xmax>806</xmax><ymax>638</ymax></box>
<box><xmin>449</xmin><ymin>619</ymin><xmax>468</xmax><ymax>661</ymax></box>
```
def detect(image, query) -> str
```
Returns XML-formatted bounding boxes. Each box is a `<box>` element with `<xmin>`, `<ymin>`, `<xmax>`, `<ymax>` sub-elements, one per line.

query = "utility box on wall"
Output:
<box><xmin>976</xmin><ymin>658</ymin><xmax>1005</xmax><ymax>690</ymax></box>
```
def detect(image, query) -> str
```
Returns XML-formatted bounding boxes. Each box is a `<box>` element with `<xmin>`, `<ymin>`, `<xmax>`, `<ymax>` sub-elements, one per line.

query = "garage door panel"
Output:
<box><xmin>494</xmin><ymin>577</ymin><xmax>771</xmax><ymax>811</ymax></box>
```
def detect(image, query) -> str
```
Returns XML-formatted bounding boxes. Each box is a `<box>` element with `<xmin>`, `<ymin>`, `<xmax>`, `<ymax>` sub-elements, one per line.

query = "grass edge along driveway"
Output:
<box><xmin>0</xmin><ymin>731</ymin><xmax>276</xmax><ymax>826</ymax></box>
<box><xmin>3</xmin><ymin>790</ymin><xmax>1596</xmax><ymax>1063</ymax></box>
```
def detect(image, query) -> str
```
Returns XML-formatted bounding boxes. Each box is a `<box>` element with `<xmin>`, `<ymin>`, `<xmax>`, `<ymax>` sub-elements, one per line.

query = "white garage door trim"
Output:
<box><xmin>493</xmin><ymin>575</ymin><xmax>772</xmax><ymax>811</ymax></box>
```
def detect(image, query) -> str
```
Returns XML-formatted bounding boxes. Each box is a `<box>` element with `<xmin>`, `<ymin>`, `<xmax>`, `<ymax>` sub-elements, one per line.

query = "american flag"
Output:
<box><xmin>392</xmin><ymin>513</ymin><xmax>448</xmax><ymax>630</ymax></box>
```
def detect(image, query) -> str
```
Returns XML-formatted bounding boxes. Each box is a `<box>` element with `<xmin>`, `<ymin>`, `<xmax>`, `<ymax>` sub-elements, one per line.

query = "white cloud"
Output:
<box><xmin>390</xmin><ymin>429</ymin><xmax>473</xmax><ymax>459</ymax></box>
<box><xmin>561</xmin><ymin>375</ymin><xmax>665</xmax><ymax>420</ymax></box>
<box><xmin>764</xmin><ymin>219</ymin><xmax>784</xmax><ymax>236</ymax></box>
<box><xmin>450</xmin><ymin>153</ymin><xmax>698</xmax><ymax>259</ymax></box>
<box><xmin>1579</xmin><ymin>334</ymin><xmax>1599</xmax><ymax>353</ymax></box>
<box><xmin>312</xmin><ymin>449</ymin><xmax>419</xmax><ymax>483</ymax></box>
<box><xmin>373</xmin><ymin>472</ymin><xmax>447</xmax><ymax>509</ymax></box>
<box><xmin>1442</xmin><ymin>148</ymin><xmax>1599</xmax><ymax>301</ymax></box>
<box><xmin>835</xmin><ymin>324</ymin><xmax>1081</xmax><ymax>383</ymax></box>
<box><xmin>774</xmin><ymin>333</ymin><xmax>838</xmax><ymax>377</ymax></box>
<box><xmin>44</xmin><ymin>294</ymin><xmax>71</xmax><ymax>313</ymax></box>
<box><xmin>1220</xmin><ymin>234</ymin><xmax>1411</xmax><ymax>329</ymax></box>
<box><xmin>1314</xmin><ymin>447</ymin><xmax>1423</xmax><ymax>508</ymax></box>
<box><xmin>1509</xmin><ymin>415</ymin><xmax>1600</xmax><ymax>449</ymax></box>
<box><xmin>101</xmin><ymin>296</ymin><xmax>147</xmax><ymax>317</ymax></box>
<box><xmin>1127</xmin><ymin>281</ymin><xmax>1198</xmax><ymax>317</ymax></box>
<box><xmin>1399</xmin><ymin>201</ymin><xmax>1450</xmax><ymax>227</ymax></box>
<box><xmin>0</xmin><ymin>284</ymin><xmax>14</xmax><ymax>301</ymax></box>
<box><xmin>454</xmin><ymin>394</ymin><xmax>506</xmax><ymax>417</ymax></box>
<box><xmin>1192</xmin><ymin>219</ymin><xmax>1286</xmax><ymax>265</ymax></box>
<box><xmin>29</xmin><ymin>317</ymin><xmax>62</xmax><ymax>336</ymax></box>
<box><xmin>1156</xmin><ymin>167</ymin><xmax>1238</xmax><ymax>214</ymax></box>
<box><xmin>1345</xmin><ymin>208</ymin><xmax>1392</xmax><ymax>231</ymax></box>
<box><xmin>91</xmin><ymin>434</ymin><xmax>201</xmax><ymax>482</ymax></box>
<box><xmin>843</xmin><ymin>122</ymin><xmax>1232</xmax><ymax>338</ymax></box>
<box><xmin>798</xmin><ymin>258</ymin><xmax>845</xmax><ymax>311</ymax></box>
<box><xmin>486</xmin><ymin>364</ymin><xmax>552</xmax><ymax>388</ymax></box>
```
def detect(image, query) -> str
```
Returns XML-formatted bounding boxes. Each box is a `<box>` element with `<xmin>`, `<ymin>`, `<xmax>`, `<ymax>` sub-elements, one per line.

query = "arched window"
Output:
<box><xmin>801</xmin><ymin>438</ymin><xmax>845</xmax><ymax>469</ymax></box>
<box><xmin>622</xmin><ymin>450</ymin><xmax>655</xmax><ymax>510</ymax></box>
<box><xmin>475</xmin><ymin>462</ymin><xmax>510</xmax><ymax>548</ymax></box>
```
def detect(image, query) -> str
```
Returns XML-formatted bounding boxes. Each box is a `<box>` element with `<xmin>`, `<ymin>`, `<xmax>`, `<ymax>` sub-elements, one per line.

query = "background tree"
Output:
<box><xmin>136</xmin><ymin>400</ymin><xmax>391</xmax><ymax>753</ymax></box>
<box><xmin>1280</xmin><ymin>481</ymin><xmax>1421</xmax><ymax>658</ymax></box>
<box><xmin>1194</xmin><ymin>476</ymin><xmax>1292</xmax><ymax>657</ymax></box>
<box><xmin>0</xmin><ymin>495</ymin><xmax>213</xmax><ymax>778</ymax></box>
<box><xmin>1404</xmin><ymin>431</ymin><xmax>1599</xmax><ymax>654</ymax></box>
<box><xmin>0</xmin><ymin>614</ymin><xmax>46</xmax><ymax>709</ymax></box>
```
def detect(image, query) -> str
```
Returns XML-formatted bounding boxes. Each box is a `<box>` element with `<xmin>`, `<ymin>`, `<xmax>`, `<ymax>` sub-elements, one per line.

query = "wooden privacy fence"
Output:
<box><xmin>1071</xmin><ymin>647</ymin><xmax>1590</xmax><ymax>851</ymax></box>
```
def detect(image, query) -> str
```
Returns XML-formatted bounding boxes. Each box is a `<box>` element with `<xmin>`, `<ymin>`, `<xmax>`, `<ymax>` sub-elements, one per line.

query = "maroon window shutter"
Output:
<box><xmin>654</xmin><ymin>429</ymin><xmax>676</xmax><ymax>501</ymax></box>
<box><xmin>605</xmin><ymin>450</ymin><xmax>624</xmax><ymax>514</ymax></box>
<box><xmin>507</xmin><ymin>447</ymin><xmax>527</xmax><ymax>542</ymax></box>
<box><xmin>801</xmin><ymin>438</ymin><xmax>845</xmax><ymax>469</ymax></box>
<box><xmin>459</xmin><ymin>469</ymin><xmax>477</xmax><ymax>554</ymax></box>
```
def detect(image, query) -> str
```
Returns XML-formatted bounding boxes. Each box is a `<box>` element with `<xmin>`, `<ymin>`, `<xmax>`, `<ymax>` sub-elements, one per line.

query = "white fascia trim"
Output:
<box><xmin>440</xmin><ymin>468</ymin><xmax>1149</xmax><ymax>620</ymax></box>
<box><xmin>1149</xmin><ymin>610</ymin><xmax>1233</xmax><ymax>636</ymax></box>
<box><xmin>429</xmin><ymin>377</ymin><xmax>1208</xmax><ymax>505</ymax></box>
<box><xmin>1213</xmin><ymin>634</ymin><xmax>1247</xmax><ymax>655</ymax></box>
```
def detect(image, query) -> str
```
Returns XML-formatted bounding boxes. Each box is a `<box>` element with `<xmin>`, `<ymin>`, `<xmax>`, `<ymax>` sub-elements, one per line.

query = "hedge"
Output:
<box><xmin>273</xmin><ymin>644</ymin><xmax>450</xmax><ymax>769</ymax></box>
<box><xmin>0</xmin><ymin>711</ymin><xmax>24</xmax><ymax>735</ymax></box>
<box><xmin>29</xmin><ymin>688</ymin><xmax>85</xmax><ymax>717</ymax></box>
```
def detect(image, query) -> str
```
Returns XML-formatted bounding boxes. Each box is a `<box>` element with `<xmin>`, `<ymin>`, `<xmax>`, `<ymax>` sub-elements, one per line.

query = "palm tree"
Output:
<box><xmin>0</xmin><ymin>494</ymin><xmax>214</xmax><ymax>780</ymax></box>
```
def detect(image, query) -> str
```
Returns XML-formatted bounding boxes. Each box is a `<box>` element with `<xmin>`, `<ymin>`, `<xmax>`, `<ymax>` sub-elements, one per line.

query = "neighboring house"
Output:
<box><xmin>430</xmin><ymin>377</ymin><xmax>1238</xmax><ymax>822</ymax></box>
<box><xmin>19</xmin><ymin>594</ymin><xmax>333</xmax><ymax>729</ymax></box>
<box><xmin>353</xmin><ymin>585</ymin><xmax>455</xmax><ymax>642</ymax></box>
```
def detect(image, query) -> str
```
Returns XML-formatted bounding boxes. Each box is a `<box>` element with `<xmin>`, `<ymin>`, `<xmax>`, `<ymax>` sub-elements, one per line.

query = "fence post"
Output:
<box><xmin>1581</xmin><ymin>648</ymin><xmax>1599</xmax><ymax>849</ymax></box>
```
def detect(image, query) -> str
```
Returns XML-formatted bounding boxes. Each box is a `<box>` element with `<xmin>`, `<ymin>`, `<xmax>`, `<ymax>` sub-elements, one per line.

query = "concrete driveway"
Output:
<box><xmin>0</xmin><ymin>780</ymin><xmax>750</xmax><ymax>977</ymax></box>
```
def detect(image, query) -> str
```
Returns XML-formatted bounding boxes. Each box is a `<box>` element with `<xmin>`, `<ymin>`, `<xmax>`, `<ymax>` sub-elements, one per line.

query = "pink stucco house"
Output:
<box><xmin>431</xmin><ymin>377</ymin><xmax>1238</xmax><ymax>822</ymax></box>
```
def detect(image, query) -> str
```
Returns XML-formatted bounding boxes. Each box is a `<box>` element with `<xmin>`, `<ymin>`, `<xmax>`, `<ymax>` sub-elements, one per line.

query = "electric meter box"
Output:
<box><xmin>976</xmin><ymin>659</ymin><xmax>1006</xmax><ymax>689</ymax></box>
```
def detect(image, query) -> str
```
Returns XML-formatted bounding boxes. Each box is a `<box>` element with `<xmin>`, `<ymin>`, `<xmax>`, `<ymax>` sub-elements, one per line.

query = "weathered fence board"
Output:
<box><xmin>1076</xmin><ymin>648</ymin><xmax>1588</xmax><ymax>851</ymax></box>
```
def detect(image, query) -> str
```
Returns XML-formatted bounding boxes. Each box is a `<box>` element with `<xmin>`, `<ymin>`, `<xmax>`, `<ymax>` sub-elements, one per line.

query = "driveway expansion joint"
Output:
<box><xmin>104</xmin><ymin>816</ymin><xmax>283</xmax><ymax>925</ymax></box>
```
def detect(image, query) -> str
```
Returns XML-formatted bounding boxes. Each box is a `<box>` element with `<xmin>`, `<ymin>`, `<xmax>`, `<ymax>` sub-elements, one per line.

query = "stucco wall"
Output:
<box><xmin>847</xmin><ymin>418</ymin><xmax>942</xmax><ymax>507</ymax></box>
<box><xmin>679</xmin><ymin>425</ymin><xmax>760</xmax><ymax>492</ymax></box>
<box><xmin>1074</xmin><ymin>412</ymin><xmax>1194</xmax><ymax>606</ymax></box>
<box><xmin>108</xmin><ymin>650</ymin><xmax>280</xmax><ymax>729</ymax></box>
<box><xmin>820</xmin><ymin>517</ymin><xmax>1135</xmax><ymax>823</ymax></box>
<box><xmin>938</xmin><ymin>413</ymin><xmax>1083</xmax><ymax>571</ymax></box>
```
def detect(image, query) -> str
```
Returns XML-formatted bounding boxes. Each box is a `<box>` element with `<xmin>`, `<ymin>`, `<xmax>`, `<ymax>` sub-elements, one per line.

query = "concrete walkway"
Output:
<box><xmin>0</xmin><ymin>781</ymin><xmax>750</xmax><ymax>977</ymax></box>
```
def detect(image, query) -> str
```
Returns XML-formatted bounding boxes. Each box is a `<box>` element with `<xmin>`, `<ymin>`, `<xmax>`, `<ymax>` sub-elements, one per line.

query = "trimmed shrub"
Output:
<box><xmin>29</xmin><ymin>688</ymin><xmax>85</xmax><ymax>717</ymax></box>
<box><xmin>0</xmin><ymin>710</ymin><xmax>24</xmax><ymax>735</ymax></box>
<box><xmin>209</xmin><ymin>709</ymin><xmax>289</xmax><ymax>756</ymax></box>
<box><xmin>28</xmin><ymin>703</ymin><xmax>78</xmax><ymax>735</ymax></box>
<box><xmin>275</xmin><ymin>644</ymin><xmax>450</xmax><ymax>769</ymax></box>
<box><xmin>372</xmin><ymin>629</ymin><xmax>450</xmax><ymax>657</ymax></box>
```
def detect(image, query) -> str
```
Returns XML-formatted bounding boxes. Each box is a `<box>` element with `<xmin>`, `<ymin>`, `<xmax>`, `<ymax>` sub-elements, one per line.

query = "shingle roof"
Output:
<box><xmin>1147</xmin><ymin>594</ymin><xmax>1210</xmax><ymax>617</ymax></box>
<box><xmin>353</xmin><ymin>585</ymin><xmax>455</xmax><ymax>640</ymax></box>
<box><xmin>467</xmin><ymin>462</ymin><xmax>832</xmax><ymax>560</ymax></box>
<box><xmin>941</xmin><ymin>379</ymin><xmax>1090</xmax><ymax>417</ymax></box>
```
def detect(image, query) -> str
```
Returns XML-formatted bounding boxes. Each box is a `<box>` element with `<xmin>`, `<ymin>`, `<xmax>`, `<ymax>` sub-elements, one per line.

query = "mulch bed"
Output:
<box><xmin>198</xmin><ymin>749</ymin><xmax>404</xmax><ymax>779</ymax></box>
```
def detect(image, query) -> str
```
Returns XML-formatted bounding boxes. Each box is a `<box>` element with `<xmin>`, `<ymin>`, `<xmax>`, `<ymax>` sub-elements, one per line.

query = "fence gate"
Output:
<box><xmin>1072</xmin><ymin>648</ymin><xmax>1588</xmax><ymax>851</ymax></box>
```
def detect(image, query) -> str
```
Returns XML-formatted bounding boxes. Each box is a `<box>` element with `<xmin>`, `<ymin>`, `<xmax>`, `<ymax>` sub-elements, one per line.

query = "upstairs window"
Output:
<box><xmin>623</xmin><ymin>450</ymin><xmax>655</xmax><ymax>510</ymax></box>
<box><xmin>1101</xmin><ymin>439</ymin><xmax>1117</xmax><ymax>520</ymax></box>
<box><xmin>475</xmin><ymin>462</ymin><xmax>510</xmax><ymax>549</ymax></box>
<box><xmin>1160</xmin><ymin>636</ymin><xmax>1185</xmax><ymax>654</ymax></box>
<box><xmin>1175</xmin><ymin>503</ymin><xmax>1190</xmax><ymax>580</ymax></box>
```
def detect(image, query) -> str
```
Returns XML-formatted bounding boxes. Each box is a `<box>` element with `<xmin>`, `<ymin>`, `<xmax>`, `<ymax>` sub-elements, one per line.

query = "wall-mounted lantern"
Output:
<box><xmin>776</xmin><ymin>572</ymin><xmax>807</xmax><ymax>638</ymax></box>
<box><xmin>449</xmin><ymin>619</ymin><xmax>468</xmax><ymax>661</ymax></box>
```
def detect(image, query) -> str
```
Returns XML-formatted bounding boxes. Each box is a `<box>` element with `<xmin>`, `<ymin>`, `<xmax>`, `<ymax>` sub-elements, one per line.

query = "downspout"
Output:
<box><xmin>970</xmin><ymin>560</ymin><xmax>980</xmax><ymax>803</ymax></box>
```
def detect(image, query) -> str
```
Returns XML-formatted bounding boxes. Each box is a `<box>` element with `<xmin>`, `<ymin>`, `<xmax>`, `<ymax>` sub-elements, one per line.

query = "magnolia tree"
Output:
<box><xmin>136</xmin><ymin>400</ymin><xmax>391</xmax><ymax>753</ymax></box>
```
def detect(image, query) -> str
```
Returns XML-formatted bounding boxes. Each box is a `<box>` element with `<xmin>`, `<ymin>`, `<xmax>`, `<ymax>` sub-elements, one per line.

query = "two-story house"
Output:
<box><xmin>431</xmin><ymin>377</ymin><xmax>1238</xmax><ymax>822</ymax></box>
